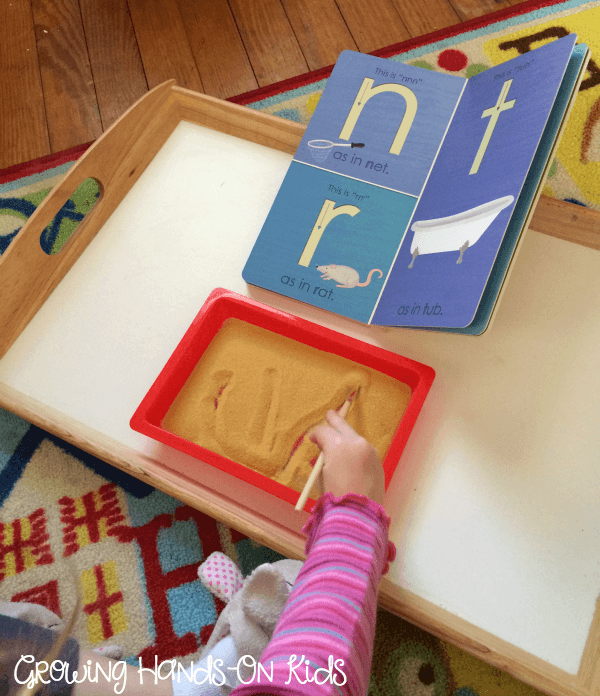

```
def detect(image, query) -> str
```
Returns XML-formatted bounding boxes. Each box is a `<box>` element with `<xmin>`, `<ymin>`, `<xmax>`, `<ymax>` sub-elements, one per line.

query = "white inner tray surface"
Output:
<box><xmin>1</xmin><ymin>120</ymin><xmax>599</xmax><ymax>674</ymax></box>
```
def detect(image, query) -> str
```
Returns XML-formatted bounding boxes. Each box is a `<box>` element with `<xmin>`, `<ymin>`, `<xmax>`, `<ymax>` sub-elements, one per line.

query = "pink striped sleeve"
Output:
<box><xmin>230</xmin><ymin>493</ymin><xmax>396</xmax><ymax>696</ymax></box>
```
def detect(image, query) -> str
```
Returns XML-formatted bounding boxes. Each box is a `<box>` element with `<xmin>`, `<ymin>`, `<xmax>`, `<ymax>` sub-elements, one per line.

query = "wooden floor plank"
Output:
<box><xmin>334</xmin><ymin>0</ymin><xmax>411</xmax><ymax>53</ymax></box>
<box><xmin>0</xmin><ymin>0</ymin><xmax>536</xmax><ymax>169</ymax></box>
<box><xmin>227</xmin><ymin>0</ymin><xmax>309</xmax><ymax>86</ymax></box>
<box><xmin>447</xmin><ymin>0</ymin><xmax>512</xmax><ymax>21</ymax></box>
<box><xmin>391</xmin><ymin>0</ymin><xmax>462</xmax><ymax>38</ymax></box>
<box><xmin>280</xmin><ymin>0</ymin><xmax>357</xmax><ymax>70</ymax></box>
<box><xmin>0</xmin><ymin>0</ymin><xmax>50</xmax><ymax>169</ymax></box>
<box><xmin>176</xmin><ymin>0</ymin><xmax>258</xmax><ymax>99</ymax></box>
<box><xmin>31</xmin><ymin>0</ymin><xmax>103</xmax><ymax>153</ymax></box>
<box><xmin>126</xmin><ymin>0</ymin><xmax>204</xmax><ymax>92</ymax></box>
<box><xmin>79</xmin><ymin>0</ymin><xmax>148</xmax><ymax>131</ymax></box>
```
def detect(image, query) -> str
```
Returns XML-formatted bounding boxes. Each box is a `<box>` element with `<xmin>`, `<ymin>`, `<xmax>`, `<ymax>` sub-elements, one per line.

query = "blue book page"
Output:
<box><xmin>242</xmin><ymin>162</ymin><xmax>417</xmax><ymax>323</ymax></box>
<box><xmin>296</xmin><ymin>50</ymin><xmax>466</xmax><ymax>197</ymax></box>
<box><xmin>243</xmin><ymin>50</ymin><xmax>465</xmax><ymax>322</ymax></box>
<box><xmin>372</xmin><ymin>34</ymin><xmax>577</xmax><ymax>328</ymax></box>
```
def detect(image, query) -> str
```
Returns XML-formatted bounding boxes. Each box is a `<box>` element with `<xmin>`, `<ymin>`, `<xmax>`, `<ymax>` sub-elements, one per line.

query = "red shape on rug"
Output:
<box><xmin>59</xmin><ymin>483</ymin><xmax>125</xmax><ymax>557</ymax></box>
<box><xmin>110</xmin><ymin>505</ymin><xmax>225</xmax><ymax>663</ymax></box>
<box><xmin>83</xmin><ymin>564</ymin><xmax>124</xmax><ymax>640</ymax></box>
<box><xmin>437</xmin><ymin>49</ymin><xmax>468</xmax><ymax>71</ymax></box>
<box><xmin>230</xmin><ymin>528</ymin><xmax>247</xmax><ymax>545</ymax></box>
<box><xmin>12</xmin><ymin>580</ymin><xmax>61</xmax><ymax>616</ymax></box>
<box><xmin>0</xmin><ymin>508</ymin><xmax>54</xmax><ymax>580</ymax></box>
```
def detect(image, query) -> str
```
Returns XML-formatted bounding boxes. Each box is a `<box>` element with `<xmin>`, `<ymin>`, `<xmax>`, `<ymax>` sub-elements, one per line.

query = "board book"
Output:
<box><xmin>243</xmin><ymin>35</ymin><xmax>590</xmax><ymax>334</ymax></box>
<box><xmin>2</xmin><ymin>79</ymin><xmax>600</xmax><ymax>695</ymax></box>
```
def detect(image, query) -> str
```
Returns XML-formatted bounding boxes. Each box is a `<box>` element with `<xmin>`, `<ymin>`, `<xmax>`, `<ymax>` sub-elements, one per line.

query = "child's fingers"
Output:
<box><xmin>325</xmin><ymin>409</ymin><xmax>355</xmax><ymax>435</ymax></box>
<box><xmin>309</xmin><ymin>408</ymin><xmax>360</xmax><ymax>456</ymax></box>
<box><xmin>309</xmin><ymin>422</ymin><xmax>342</xmax><ymax>451</ymax></box>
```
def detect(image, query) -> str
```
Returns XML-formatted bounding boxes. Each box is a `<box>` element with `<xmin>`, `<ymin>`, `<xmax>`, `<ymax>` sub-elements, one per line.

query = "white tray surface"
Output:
<box><xmin>1</xmin><ymin>121</ymin><xmax>599</xmax><ymax>674</ymax></box>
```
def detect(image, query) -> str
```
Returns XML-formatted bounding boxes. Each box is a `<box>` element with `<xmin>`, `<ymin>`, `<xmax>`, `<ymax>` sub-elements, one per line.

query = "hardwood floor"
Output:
<box><xmin>0</xmin><ymin>0</ymin><xmax>530</xmax><ymax>169</ymax></box>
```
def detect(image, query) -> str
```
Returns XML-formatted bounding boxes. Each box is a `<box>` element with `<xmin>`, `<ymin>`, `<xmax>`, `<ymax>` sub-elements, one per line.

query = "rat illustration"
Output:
<box><xmin>317</xmin><ymin>264</ymin><xmax>383</xmax><ymax>289</ymax></box>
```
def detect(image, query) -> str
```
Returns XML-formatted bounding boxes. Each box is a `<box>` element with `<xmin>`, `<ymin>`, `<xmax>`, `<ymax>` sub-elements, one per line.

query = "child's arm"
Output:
<box><xmin>230</xmin><ymin>411</ymin><xmax>396</xmax><ymax>696</ymax></box>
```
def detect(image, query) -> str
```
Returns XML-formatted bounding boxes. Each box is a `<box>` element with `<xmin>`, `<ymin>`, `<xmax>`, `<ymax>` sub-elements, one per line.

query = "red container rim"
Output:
<box><xmin>131</xmin><ymin>288</ymin><xmax>435</xmax><ymax>510</ymax></box>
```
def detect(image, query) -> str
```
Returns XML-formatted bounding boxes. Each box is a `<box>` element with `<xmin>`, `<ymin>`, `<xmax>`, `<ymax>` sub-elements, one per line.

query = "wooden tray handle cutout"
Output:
<box><xmin>0</xmin><ymin>80</ymin><xmax>179</xmax><ymax>360</ymax></box>
<box><xmin>39</xmin><ymin>177</ymin><xmax>104</xmax><ymax>255</ymax></box>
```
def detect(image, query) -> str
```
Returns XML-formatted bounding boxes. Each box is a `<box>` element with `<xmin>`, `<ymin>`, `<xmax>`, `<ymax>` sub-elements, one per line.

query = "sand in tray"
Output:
<box><xmin>162</xmin><ymin>318</ymin><xmax>411</xmax><ymax>498</ymax></box>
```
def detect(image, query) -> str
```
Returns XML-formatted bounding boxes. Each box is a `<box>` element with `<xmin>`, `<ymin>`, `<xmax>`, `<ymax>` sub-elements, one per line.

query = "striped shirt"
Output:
<box><xmin>229</xmin><ymin>492</ymin><xmax>396</xmax><ymax>696</ymax></box>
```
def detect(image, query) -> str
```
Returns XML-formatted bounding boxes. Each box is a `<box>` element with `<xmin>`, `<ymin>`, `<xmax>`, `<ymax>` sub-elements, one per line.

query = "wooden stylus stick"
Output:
<box><xmin>295</xmin><ymin>391</ymin><xmax>356</xmax><ymax>511</ymax></box>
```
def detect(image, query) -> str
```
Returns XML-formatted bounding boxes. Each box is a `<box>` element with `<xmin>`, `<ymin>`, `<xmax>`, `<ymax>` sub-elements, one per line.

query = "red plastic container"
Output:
<box><xmin>130</xmin><ymin>288</ymin><xmax>435</xmax><ymax>509</ymax></box>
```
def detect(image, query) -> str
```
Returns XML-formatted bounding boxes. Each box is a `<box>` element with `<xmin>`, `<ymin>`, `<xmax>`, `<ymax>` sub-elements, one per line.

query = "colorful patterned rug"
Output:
<box><xmin>0</xmin><ymin>411</ymin><xmax>545</xmax><ymax>696</ymax></box>
<box><xmin>0</xmin><ymin>0</ymin><xmax>590</xmax><ymax>693</ymax></box>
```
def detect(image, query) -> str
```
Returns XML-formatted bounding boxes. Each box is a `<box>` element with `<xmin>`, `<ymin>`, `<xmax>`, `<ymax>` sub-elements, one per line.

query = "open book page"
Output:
<box><xmin>465</xmin><ymin>42</ymin><xmax>590</xmax><ymax>335</ymax></box>
<box><xmin>243</xmin><ymin>51</ymin><xmax>465</xmax><ymax>323</ymax></box>
<box><xmin>371</xmin><ymin>33</ymin><xmax>578</xmax><ymax>328</ymax></box>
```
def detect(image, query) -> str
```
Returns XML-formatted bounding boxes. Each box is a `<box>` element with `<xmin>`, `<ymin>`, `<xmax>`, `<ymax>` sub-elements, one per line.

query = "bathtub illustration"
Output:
<box><xmin>408</xmin><ymin>195</ymin><xmax>515</xmax><ymax>268</ymax></box>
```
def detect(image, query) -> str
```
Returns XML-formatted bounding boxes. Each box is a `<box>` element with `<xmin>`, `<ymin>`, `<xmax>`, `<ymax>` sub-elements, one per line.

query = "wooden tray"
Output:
<box><xmin>1</xmin><ymin>81</ymin><xmax>599</xmax><ymax>696</ymax></box>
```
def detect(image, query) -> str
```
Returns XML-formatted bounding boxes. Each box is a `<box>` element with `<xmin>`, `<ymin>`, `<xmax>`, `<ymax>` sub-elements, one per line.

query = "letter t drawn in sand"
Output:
<box><xmin>470</xmin><ymin>79</ymin><xmax>515</xmax><ymax>175</ymax></box>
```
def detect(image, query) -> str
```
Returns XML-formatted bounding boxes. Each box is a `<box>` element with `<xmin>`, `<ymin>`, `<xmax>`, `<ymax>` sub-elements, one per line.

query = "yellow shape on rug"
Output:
<box><xmin>82</xmin><ymin>560</ymin><xmax>127</xmax><ymax>644</ymax></box>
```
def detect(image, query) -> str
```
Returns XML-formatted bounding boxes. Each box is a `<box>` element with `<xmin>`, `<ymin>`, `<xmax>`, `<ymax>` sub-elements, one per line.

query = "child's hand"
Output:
<box><xmin>309</xmin><ymin>410</ymin><xmax>385</xmax><ymax>506</ymax></box>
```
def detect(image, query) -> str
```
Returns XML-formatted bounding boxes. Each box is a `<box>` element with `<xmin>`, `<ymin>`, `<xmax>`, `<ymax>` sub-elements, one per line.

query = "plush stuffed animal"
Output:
<box><xmin>198</xmin><ymin>552</ymin><xmax>303</xmax><ymax>684</ymax></box>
